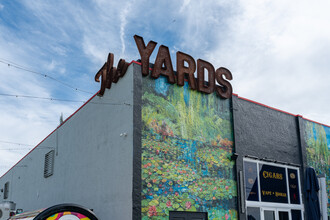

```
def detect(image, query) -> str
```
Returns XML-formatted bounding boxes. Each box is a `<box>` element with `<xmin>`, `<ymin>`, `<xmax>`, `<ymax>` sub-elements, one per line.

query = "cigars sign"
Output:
<box><xmin>95</xmin><ymin>35</ymin><xmax>233</xmax><ymax>98</ymax></box>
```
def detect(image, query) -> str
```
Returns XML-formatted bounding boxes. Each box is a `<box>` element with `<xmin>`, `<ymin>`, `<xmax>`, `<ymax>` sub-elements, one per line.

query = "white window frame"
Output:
<box><xmin>243</xmin><ymin>158</ymin><xmax>304</xmax><ymax>220</ymax></box>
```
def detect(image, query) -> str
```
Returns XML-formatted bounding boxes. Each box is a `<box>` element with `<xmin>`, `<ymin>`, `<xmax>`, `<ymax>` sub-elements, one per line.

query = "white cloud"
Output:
<box><xmin>119</xmin><ymin>2</ymin><xmax>133</xmax><ymax>57</ymax></box>
<box><xmin>1</xmin><ymin>0</ymin><xmax>330</xmax><ymax>176</ymax></box>
<box><xmin>0</xmin><ymin>2</ymin><xmax>90</xmax><ymax>176</ymax></box>
<box><xmin>202</xmin><ymin>0</ymin><xmax>330</xmax><ymax>125</ymax></box>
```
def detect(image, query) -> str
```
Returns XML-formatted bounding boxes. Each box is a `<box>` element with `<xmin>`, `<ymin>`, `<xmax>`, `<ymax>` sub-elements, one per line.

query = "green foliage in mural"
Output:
<box><xmin>306</xmin><ymin>122</ymin><xmax>329</xmax><ymax>168</ymax></box>
<box><xmin>305</xmin><ymin>121</ymin><xmax>330</xmax><ymax>215</ymax></box>
<box><xmin>141</xmin><ymin>77</ymin><xmax>237</xmax><ymax>219</ymax></box>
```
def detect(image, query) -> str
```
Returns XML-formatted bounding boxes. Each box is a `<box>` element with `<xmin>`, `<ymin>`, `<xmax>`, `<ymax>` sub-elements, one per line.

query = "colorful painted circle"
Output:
<box><xmin>58</xmin><ymin>214</ymin><xmax>80</xmax><ymax>220</ymax></box>
<box><xmin>46</xmin><ymin>212</ymin><xmax>90</xmax><ymax>220</ymax></box>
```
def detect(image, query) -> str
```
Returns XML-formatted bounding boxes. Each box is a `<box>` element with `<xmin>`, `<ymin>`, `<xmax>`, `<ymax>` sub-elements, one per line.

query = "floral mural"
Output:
<box><xmin>305</xmin><ymin>121</ymin><xmax>330</xmax><ymax>215</ymax></box>
<box><xmin>141</xmin><ymin>76</ymin><xmax>237</xmax><ymax>219</ymax></box>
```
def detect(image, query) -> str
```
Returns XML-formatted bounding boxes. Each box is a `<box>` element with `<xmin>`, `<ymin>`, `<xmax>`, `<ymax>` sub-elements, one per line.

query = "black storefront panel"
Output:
<box><xmin>244</xmin><ymin>161</ymin><xmax>259</xmax><ymax>201</ymax></box>
<box><xmin>288</xmin><ymin>169</ymin><xmax>301</xmax><ymax>204</ymax></box>
<box><xmin>259</xmin><ymin>164</ymin><xmax>288</xmax><ymax>203</ymax></box>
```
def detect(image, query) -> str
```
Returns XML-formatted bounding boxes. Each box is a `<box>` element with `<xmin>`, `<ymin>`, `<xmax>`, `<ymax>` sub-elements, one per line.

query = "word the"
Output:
<box><xmin>95</xmin><ymin>53</ymin><xmax>129</xmax><ymax>96</ymax></box>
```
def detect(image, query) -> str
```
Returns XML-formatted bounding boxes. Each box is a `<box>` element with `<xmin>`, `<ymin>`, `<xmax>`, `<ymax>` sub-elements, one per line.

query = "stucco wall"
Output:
<box><xmin>232</xmin><ymin>96</ymin><xmax>304</xmax><ymax>220</ymax></box>
<box><xmin>0</xmin><ymin>65</ymin><xmax>135</xmax><ymax>220</ymax></box>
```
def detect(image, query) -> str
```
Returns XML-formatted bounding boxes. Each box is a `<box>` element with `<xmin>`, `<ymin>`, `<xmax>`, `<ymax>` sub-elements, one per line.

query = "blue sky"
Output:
<box><xmin>1</xmin><ymin>0</ymin><xmax>330</xmax><ymax>176</ymax></box>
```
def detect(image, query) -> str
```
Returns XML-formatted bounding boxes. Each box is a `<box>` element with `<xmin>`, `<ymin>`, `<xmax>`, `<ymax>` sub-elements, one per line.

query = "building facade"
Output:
<box><xmin>0</xmin><ymin>62</ymin><xmax>329</xmax><ymax>220</ymax></box>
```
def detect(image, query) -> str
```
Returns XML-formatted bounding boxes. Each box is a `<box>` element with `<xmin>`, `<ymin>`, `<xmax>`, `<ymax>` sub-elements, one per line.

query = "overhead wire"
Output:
<box><xmin>0</xmin><ymin>93</ymin><xmax>131</xmax><ymax>106</ymax></box>
<box><xmin>0</xmin><ymin>140</ymin><xmax>35</xmax><ymax>146</ymax></box>
<box><xmin>0</xmin><ymin>59</ymin><xmax>131</xmax><ymax>155</ymax></box>
<box><xmin>0</xmin><ymin>93</ymin><xmax>84</xmax><ymax>103</ymax></box>
<box><xmin>0</xmin><ymin>140</ymin><xmax>54</xmax><ymax>151</ymax></box>
<box><xmin>0</xmin><ymin>58</ymin><xmax>133</xmax><ymax>106</ymax></box>
<box><xmin>0</xmin><ymin>58</ymin><xmax>94</xmax><ymax>94</ymax></box>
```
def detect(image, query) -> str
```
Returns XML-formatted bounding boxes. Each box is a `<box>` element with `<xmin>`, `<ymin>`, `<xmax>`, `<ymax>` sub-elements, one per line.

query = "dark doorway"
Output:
<box><xmin>169</xmin><ymin>211</ymin><xmax>208</xmax><ymax>220</ymax></box>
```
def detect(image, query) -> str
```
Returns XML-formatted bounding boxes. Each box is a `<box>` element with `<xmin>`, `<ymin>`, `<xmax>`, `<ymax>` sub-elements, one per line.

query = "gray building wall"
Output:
<box><xmin>1</xmin><ymin>62</ymin><xmax>323</xmax><ymax>220</ymax></box>
<box><xmin>0</xmin><ymin>65</ymin><xmax>135</xmax><ymax>220</ymax></box>
<box><xmin>232</xmin><ymin>95</ymin><xmax>306</xmax><ymax>220</ymax></box>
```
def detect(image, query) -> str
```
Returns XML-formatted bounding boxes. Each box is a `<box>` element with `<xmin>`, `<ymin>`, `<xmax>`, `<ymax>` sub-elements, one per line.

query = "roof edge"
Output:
<box><xmin>233</xmin><ymin>93</ymin><xmax>330</xmax><ymax>128</ymax></box>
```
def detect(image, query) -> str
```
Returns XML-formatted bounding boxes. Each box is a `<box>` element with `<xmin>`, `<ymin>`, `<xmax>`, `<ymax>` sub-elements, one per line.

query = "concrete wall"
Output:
<box><xmin>0</xmin><ymin>65</ymin><xmax>135</xmax><ymax>220</ymax></box>
<box><xmin>232</xmin><ymin>95</ymin><xmax>305</xmax><ymax>220</ymax></box>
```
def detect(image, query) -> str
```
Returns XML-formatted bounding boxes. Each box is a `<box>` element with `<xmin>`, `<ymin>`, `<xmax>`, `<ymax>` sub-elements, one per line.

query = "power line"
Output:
<box><xmin>0</xmin><ymin>93</ymin><xmax>132</xmax><ymax>106</ymax></box>
<box><xmin>0</xmin><ymin>58</ymin><xmax>94</xmax><ymax>94</ymax></box>
<box><xmin>0</xmin><ymin>140</ymin><xmax>34</xmax><ymax>146</ymax></box>
<box><xmin>0</xmin><ymin>93</ymin><xmax>83</xmax><ymax>103</ymax></box>
<box><xmin>0</xmin><ymin>140</ymin><xmax>55</xmax><ymax>150</ymax></box>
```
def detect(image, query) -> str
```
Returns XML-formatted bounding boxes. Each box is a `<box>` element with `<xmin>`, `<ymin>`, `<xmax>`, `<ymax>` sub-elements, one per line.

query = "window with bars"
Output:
<box><xmin>4</xmin><ymin>181</ymin><xmax>9</xmax><ymax>199</ymax></box>
<box><xmin>44</xmin><ymin>150</ymin><xmax>55</xmax><ymax>178</ymax></box>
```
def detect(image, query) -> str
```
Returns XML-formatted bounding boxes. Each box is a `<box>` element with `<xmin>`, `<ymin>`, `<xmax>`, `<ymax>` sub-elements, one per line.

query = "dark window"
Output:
<box><xmin>247</xmin><ymin>207</ymin><xmax>261</xmax><ymax>220</ymax></box>
<box><xmin>291</xmin><ymin>210</ymin><xmax>302</xmax><ymax>220</ymax></box>
<box><xmin>4</xmin><ymin>181</ymin><xmax>9</xmax><ymax>199</ymax></box>
<box><xmin>264</xmin><ymin>210</ymin><xmax>275</xmax><ymax>220</ymax></box>
<box><xmin>169</xmin><ymin>211</ymin><xmax>208</xmax><ymax>220</ymax></box>
<box><xmin>259</xmin><ymin>164</ymin><xmax>288</xmax><ymax>203</ymax></box>
<box><xmin>278</xmin><ymin>211</ymin><xmax>289</xmax><ymax>220</ymax></box>
<box><xmin>288</xmin><ymin>169</ymin><xmax>300</xmax><ymax>204</ymax></box>
<box><xmin>44</xmin><ymin>150</ymin><xmax>55</xmax><ymax>178</ymax></box>
<box><xmin>244</xmin><ymin>161</ymin><xmax>259</xmax><ymax>201</ymax></box>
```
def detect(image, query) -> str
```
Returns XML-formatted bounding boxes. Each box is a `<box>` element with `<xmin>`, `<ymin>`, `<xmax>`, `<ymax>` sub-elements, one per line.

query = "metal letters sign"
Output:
<box><xmin>95</xmin><ymin>35</ymin><xmax>233</xmax><ymax>99</ymax></box>
<box><xmin>134</xmin><ymin>35</ymin><xmax>233</xmax><ymax>99</ymax></box>
<box><xmin>94</xmin><ymin>53</ymin><xmax>129</xmax><ymax>96</ymax></box>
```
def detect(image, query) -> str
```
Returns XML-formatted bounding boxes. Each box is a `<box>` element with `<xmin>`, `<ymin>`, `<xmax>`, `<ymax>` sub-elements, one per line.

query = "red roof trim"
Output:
<box><xmin>1</xmin><ymin>61</ymin><xmax>143</xmax><ymax>178</ymax></box>
<box><xmin>2</xmin><ymin>60</ymin><xmax>329</xmax><ymax>178</ymax></box>
<box><xmin>301</xmin><ymin>118</ymin><xmax>330</xmax><ymax>128</ymax></box>
<box><xmin>233</xmin><ymin>93</ymin><xmax>330</xmax><ymax>128</ymax></box>
<box><xmin>234</xmin><ymin>94</ymin><xmax>297</xmax><ymax>117</ymax></box>
<box><xmin>0</xmin><ymin>91</ymin><xmax>100</xmax><ymax>178</ymax></box>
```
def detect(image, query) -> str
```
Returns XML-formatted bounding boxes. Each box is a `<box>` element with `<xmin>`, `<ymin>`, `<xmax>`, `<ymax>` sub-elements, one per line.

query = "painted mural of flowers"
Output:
<box><xmin>185</xmin><ymin>201</ymin><xmax>192</xmax><ymax>209</ymax></box>
<box><xmin>148</xmin><ymin>205</ymin><xmax>157</xmax><ymax>217</ymax></box>
<box><xmin>141</xmin><ymin>77</ymin><xmax>238</xmax><ymax>219</ymax></box>
<box><xmin>141</xmin><ymin>133</ymin><xmax>238</xmax><ymax>219</ymax></box>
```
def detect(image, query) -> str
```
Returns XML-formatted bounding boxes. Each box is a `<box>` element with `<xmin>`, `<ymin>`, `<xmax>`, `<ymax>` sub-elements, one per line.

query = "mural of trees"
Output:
<box><xmin>305</xmin><ymin>121</ymin><xmax>330</xmax><ymax>215</ymax></box>
<box><xmin>141</xmin><ymin>76</ymin><xmax>237</xmax><ymax>220</ymax></box>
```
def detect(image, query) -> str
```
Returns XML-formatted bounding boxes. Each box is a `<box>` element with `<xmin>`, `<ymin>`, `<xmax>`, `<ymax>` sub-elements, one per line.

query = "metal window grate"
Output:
<box><xmin>4</xmin><ymin>181</ymin><xmax>9</xmax><ymax>199</ymax></box>
<box><xmin>44</xmin><ymin>150</ymin><xmax>55</xmax><ymax>178</ymax></box>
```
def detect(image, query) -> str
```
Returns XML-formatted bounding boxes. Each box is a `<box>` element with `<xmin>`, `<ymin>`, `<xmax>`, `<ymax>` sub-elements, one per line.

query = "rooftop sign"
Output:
<box><xmin>95</xmin><ymin>35</ymin><xmax>233</xmax><ymax>99</ymax></box>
